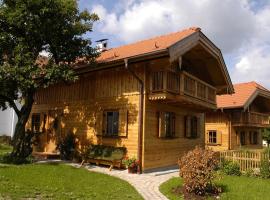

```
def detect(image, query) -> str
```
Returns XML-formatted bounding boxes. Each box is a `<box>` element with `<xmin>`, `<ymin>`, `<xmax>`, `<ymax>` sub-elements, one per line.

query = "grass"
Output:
<box><xmin>160</xmin><ymin>176</ymin><xmax>270</xmax><ymax>200</ymax></box>
<box><xmin>0</xmin><ymin>163</ymin><xmax>143</xmax><ymax>199</ymax></box>
<box><xmin>0</xmin><ymin>144</ymin><xmax>143</xmax><ymax>200</ymax></box>
<box><xmin>0</xmin><ymin>143</ymin><xmax>12</xmax><ymax>160</ymax></box>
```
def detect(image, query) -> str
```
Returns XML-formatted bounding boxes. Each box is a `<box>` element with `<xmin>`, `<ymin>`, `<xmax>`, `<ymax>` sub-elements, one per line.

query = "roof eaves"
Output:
<box><xmin>75</xmin><ymin>48</ymin><xmax>169</xmax><ymax>75</ymax></box>
<box><xmin>199</xmin><ymin>32</ymin><xmax>234</xmax><ymax>94</ymax></box>
<box><xmin>218</xmin><ymin>105</ymin><xmax>243</xmax><ymax>110</ymax></box>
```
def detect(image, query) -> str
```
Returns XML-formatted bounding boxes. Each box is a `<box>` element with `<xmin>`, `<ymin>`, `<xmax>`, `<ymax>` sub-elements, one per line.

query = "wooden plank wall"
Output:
<box><xmin>142</xmin><ymin>100</ymin><xmax>205</xmax><ymax>170</ymax></box>
<box><xmin>31</xmin><ymin>66</ymin><xmax>142</xmax><ymax>157</ymax></box>
<box><xmin>205</xmin><ymin>111</ymin><xmax>264</xmax><ymax>151</ymax></box>
<box><xmin>205</xmin><ymin>112</ymin><xmax>230</xmax><ymax>151</ymax></box>
<box><xmin>231</xmin><ymin>127</ymin><xmax>263</xmax><ymax>150</ymax></box>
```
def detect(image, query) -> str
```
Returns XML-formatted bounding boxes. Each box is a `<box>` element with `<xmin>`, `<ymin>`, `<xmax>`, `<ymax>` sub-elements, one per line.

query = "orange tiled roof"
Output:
<box><xmin>97</xmin><ymin>27</ymin><xmax>200</xmax><ymax>63</ymax></box>
<box><xmin>217</xmin><ymin>82</ymin><xmax>270</xmax><ymax>109</ymax></box>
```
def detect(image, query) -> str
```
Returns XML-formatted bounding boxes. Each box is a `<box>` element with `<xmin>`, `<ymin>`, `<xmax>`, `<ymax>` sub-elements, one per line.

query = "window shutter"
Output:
<box><xmin>40</xmin><ymin>113</ymin><xmax>45</xmax><ymax>133</ymax></box>
<box><xmin>119</xmin><ymin>109</ymin><xmax>128</xmax><ymax>137</ymax></box>
<box><xmin>217</xmin><ymin>131</ymin><xmax>222</xmax><ymax>144</ymax></box>
<box><xmin>159</xmin><ymin>112</ymin><xmax>166</xmax><ymax>138</ymax></box>
<box><xmin>185</xmin><ymin>116</ymin><xmax>191</xmax><ymax>138</ymax></box>
<box><xmin>196</xmin><ymin>116</ymin><xmax>201</xmax><ymax>138</ymax></box>
<box><xmin>172</xmin><ymin>113</ymin><xmax>176</xmax><ymax>137</ymax></box>
<box><xmin>206</xmin><ymin>131</ymin><xmax>210</xmax><ymax>144</ymax></box>
<box><xmin>95</xmin><ymin>111</ymin><xmax>104</xmax><ymax>136</ymax></box>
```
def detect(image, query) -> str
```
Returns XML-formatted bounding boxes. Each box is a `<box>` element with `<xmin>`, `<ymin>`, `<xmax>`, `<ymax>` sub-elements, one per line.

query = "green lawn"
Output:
<box><xmin>0</xmin><ymin>145</ymin><xmax>142</xmax><ymax>200</ymax></box>
<box><xmin>160</xmin><ymin>176</ymin><xmax>270</xmax><ymax>200</ymax></box>
<box><xmin>0</xmin><ymin>143</ymin><xmax>12</xmax><ymax>159</ymax></box>
<box><xmin>0</xmin><ymin>164</ymin><xmax>143</xmax><ymax>200</ymax></box>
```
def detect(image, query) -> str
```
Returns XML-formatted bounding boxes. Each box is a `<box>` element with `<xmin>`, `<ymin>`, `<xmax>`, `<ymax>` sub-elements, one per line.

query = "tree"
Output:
<box><xmin>262</xmin><ymin>128</ymin><xmax>270</xmax><ymax>147</ymax></box>
<box><xmin>0</xmin><ymin>0</ymin><xmax>99</xmax><ymax>162</ymax></box>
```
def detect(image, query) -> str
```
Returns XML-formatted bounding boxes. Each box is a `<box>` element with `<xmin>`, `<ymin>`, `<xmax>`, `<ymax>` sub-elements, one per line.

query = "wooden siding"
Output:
<box><xmin>232</xmin><ymin>127</ymin><xmax>263</xmax><ymax>149</ymax></box>
<box><xmin>31</xmin><ymin>67</ymin><xmax>141</xmax><ymax>158</ymax></box>
<box><xmin>205</xmin><ymin>111</ymin><xmax>263</xmax><ymax>151</ymax></box>
<box><xmin>143</xmin><ymin>100</ymin><xmax>205</xmax><ymax>170</ymax></box>
<box><xmin>205</xmin><ymin>112</ymin><xmax>230</xmax><ymax>151</ymax></box>
<box><xmin>31</xmin><ymin>57</ymin><xmax>214</xmax><ymax>170</ymax></box>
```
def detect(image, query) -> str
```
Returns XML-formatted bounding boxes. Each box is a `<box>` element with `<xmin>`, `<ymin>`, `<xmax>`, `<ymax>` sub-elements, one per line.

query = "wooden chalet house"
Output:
<box><xmin>29</xmin><ymin>27</ymin><xmax>233</xmax><ymax>171</ymax></box>
<box><xmin>206</xmin><ymin>82</ymin><xmax>270</xmax><ymax>151</ymax></box>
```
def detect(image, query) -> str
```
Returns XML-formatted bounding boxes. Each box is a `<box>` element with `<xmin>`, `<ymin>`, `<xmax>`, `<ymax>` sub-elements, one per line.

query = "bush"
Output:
<box><xmin>57</xmin><ymin>132</ymin><xmax>77</xmax><ymax>160</ymax></box>
<box><xmin>178</xmin><ymin>146</ymin><xmax>219</xmax><ymax>195</ymax></box>
<box><xmin>1</xmin><ymin>153</ymin><xmax>34</xmax><ymax>164</ymax></box>
<box><xmin>220</xmin><ymin>160</ymin><xmax>241</xmax><ymax>176</ymax></box>
<box><xmin>260</xmin><ymin>160</ymin><xmax>270</xmax><ymax>179</ymax></box>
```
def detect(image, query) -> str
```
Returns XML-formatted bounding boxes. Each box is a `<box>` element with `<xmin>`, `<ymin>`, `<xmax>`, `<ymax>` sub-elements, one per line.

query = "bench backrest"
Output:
<box><xmin>88</xmin><ymin>145</ymin><xmax>127</xmax><ymax>161</ymax></box>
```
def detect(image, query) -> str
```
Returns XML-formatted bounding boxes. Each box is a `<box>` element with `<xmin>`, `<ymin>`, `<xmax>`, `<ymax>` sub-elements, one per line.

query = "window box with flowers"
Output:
<box><xmin>122</xmin><ymin>157</ymin><xmax>140</xmax><ymax>173</ymax></box>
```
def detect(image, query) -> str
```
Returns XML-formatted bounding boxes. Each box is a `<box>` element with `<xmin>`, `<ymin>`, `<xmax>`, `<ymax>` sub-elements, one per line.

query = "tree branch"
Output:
<box><xmin>0</xmin><ymin>94</ymin><xmax>21</xmax><ymax>117</ymax></box>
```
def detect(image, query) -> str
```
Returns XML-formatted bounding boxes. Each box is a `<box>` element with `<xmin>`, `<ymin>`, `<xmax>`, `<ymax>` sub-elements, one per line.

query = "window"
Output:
<box><xmin>31</xmin><ymin>114</ymin><xmax>41</xmax><ymax>133</ymax></box>
<box><xmin>240</xmin><ymin>131</ymin><xmax>246</xmax><ymax>145</ymax></box>
<box><xmin>164</xmin><ymin>112</ymin><xmax>176</xmax><ymax>138</ymax></box>
<box><xmin>250</xmin><ymin>131</ymin><xmax>258</xmax><ymax>145</ymax></box>
<box><xmin>158</xmin><ymin>112</ymin><xmax>176</xmax><ymax>138</ymax></box>
<box><xmin>190</xmin><ymin>117</ymin><xmax>198</xmax><ymax>138</ymax></box>
<box><xmin>185</xmin><ymin>116</ymin><xmax>199</xmax><ymax>138</ymax></box>
<box><xmin>208</xmin><ymin>130</ymin><xmax>217</xmax><ymax>144</ymax></box>
<box><xmin>104</xmin><ymin>111</ymin><xmax>119</xmax><ymax>137</ymax></box>
<box><xmin>253</xmin><ymin>132</ymin><xmax>258</xmax><ymax>144</ymax></box>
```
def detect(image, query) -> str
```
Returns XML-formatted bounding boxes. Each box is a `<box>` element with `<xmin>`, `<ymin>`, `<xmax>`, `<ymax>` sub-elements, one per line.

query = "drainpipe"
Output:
<box><xmin>124</xmin><ymin>58</ymin><xmax>144</xmax><ymax>174</ymax></box>
<box><xmin>228</xmin><ymin>113</ymin><xmax>232</xmax><ymax>150</ymax></box>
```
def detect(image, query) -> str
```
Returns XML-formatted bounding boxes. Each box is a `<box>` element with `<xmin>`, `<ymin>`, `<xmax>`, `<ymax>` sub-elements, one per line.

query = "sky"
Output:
<box><xmin>79</xmin><ymin>0</ymin><xmax>270</xmax><ymax>88</ymax></box>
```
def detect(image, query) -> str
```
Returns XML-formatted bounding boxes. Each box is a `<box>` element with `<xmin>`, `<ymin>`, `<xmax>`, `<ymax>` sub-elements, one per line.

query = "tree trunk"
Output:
<box><xmin>11</xmin><ymin>90</ymin><xmax>35</xmax><ymax>160</ymax></box>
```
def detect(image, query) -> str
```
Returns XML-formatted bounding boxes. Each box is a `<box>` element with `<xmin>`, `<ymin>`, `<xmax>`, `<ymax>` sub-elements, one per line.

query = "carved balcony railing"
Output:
<box><xmin>149</xmin><ymin>71</ymin><xmax>216</xmax><ymax>105</ymax></box>
<box><xmin>231</xmin><ymin>111</ymin><xmax>270</xmax><ymax>127</ymax></box>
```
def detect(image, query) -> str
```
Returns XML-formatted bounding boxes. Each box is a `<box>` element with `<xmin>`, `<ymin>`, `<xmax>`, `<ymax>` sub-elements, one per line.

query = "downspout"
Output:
<box><xmin>124</xmin><ymin>58</ymin><xmax>144</xmax><ymax>174</ymax></box>
<box><xmin>228</xmin><ymin>113</ymin><xmax>232</xmax><ymax>150</ymax></box>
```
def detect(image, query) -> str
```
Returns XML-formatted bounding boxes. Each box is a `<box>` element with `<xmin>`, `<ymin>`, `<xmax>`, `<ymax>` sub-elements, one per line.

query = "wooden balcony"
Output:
<box><xmin>149</xmin><ymin>71</ymin><xmax>216</xmax><ymax>107</ymax></box>
<box><xmin>232</xmin><ymin>111</ymin><xmax>270</xmax><ymax>127</ymax></box>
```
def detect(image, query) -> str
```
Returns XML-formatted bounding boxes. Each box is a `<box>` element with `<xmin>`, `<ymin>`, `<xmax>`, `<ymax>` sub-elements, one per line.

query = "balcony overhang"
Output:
<box><xmin>149</xmin><ymin>71</ymin><xmax>217</xmax><ymax>110</ymax></box>
<box><xmin>168</xmin><ymin>31</ymin><xmax>234</xmax><ymax>95</ymax></box>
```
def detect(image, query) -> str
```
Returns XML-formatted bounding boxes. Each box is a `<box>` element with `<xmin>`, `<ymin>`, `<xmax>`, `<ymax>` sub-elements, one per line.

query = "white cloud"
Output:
<box><xmin>91</xmin><ymin>0</ymin><xmax>270</xmax><ymax>88</ymax></box>
<box><xmin>92</xmin><ymin>0</ymin><xmax>256</xmax><ymax>53</ymax></box>
<box><xmin>232</xmin><ymin>46</ymin><xmax>270</xmax><ymax>87</ymax></box>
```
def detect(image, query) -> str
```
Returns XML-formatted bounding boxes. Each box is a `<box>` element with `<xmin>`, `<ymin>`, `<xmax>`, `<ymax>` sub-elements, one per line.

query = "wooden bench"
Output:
<box><xmin>82</xmin><ymin>145</ymin><xmax>127</xmax><ymax>171</ymax></box>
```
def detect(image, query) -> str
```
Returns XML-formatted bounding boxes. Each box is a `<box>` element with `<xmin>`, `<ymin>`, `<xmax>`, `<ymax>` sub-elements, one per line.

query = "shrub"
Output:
<box><xmin>220</xmin><ymin>160</ymin><xmax>241</xmax><ymax>176</ymax></box>
<box><xmin>178</xmin><ymin>146</ymin><xmax>219</xmax><ymax>195</ymax></box>
<box><xmin>1</xmin><ymin>153</ymin><xmax>34</xmax><ymax>164</ymax></box>
<box><xmin>0</xmin><ymin>135</ymin><xmax>11</xmax><ymax>145</ymax></box>
<box><xmin>57</xmin><ymin>132</ymin><xmax>77</xmax><ymax>160</ymax></box>
<box><xmin>260</xmin><ymin>159</ymin><xmax>270</xmax><ymax>179</ymax></box>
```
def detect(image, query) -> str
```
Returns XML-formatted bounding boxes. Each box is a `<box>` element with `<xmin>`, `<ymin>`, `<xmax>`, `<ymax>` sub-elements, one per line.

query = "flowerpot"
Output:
<box><xmin>128</xmin><ymin>166</ymin><xmax>137</xmax><ymax>174</ymax></box>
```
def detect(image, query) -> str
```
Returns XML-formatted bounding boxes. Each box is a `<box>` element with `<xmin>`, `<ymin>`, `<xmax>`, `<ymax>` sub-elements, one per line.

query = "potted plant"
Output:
<box><xmin>122</xmin><ymin>157</ymin><xmax>139</xmax><ymax>173</ymax></box>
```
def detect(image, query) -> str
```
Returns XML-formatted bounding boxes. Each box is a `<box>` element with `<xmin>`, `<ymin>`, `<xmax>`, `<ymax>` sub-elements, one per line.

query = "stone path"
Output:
<box><xmin>71</xmin><ymin>163</ymin><xmax>178</xmax><ymax>200</ymax></box>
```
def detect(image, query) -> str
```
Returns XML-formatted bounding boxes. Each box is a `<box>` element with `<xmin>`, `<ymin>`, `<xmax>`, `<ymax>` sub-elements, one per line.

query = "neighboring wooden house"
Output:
<box><xmin>206</xmin><ymin>82</ymin><xmax>270</xmax><ymax>151</ymax></box>
<box><xmin>29</xmin><ymin>27</ymin><xmax>233</xmax><ymax>171</ymax></box>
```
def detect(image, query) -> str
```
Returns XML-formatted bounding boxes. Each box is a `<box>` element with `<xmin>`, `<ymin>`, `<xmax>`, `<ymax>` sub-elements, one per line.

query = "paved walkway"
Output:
<box><xmin>71</xmin><ymin>163</ymin><xmax>178</xmax><ymax>200</ymax></box>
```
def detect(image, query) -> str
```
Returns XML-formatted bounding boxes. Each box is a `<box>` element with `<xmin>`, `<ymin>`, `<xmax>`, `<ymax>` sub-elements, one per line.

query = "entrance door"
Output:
<box><xmin>240</xmin><ymin>131</ymin><xmax>246</xmax><ymax>146</ymax></box>
<box><xmin>45</xmin><ymin>110</ymin><xmax>62</xmax><ymax>152</ymax></box>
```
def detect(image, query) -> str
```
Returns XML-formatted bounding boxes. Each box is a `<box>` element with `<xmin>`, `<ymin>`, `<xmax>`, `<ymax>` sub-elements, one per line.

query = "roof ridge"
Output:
<box><xmin>234</xmin><ymin>81</ymin><xmax>269</xmax><ymax>91</ymax></box>
<box><xmin>105</xmin><ymin>27</ymin><xmax>200</xmax><ymax>52</ymax></box>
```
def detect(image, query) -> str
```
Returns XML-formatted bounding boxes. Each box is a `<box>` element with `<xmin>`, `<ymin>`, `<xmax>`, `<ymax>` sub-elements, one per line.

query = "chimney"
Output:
<box><xmin>96</xmin><ymin>39</ymin><xmax>108</xmax><ymax>52</ymax></box>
